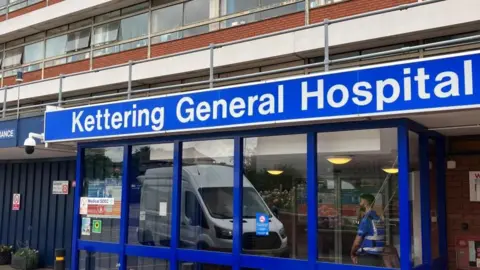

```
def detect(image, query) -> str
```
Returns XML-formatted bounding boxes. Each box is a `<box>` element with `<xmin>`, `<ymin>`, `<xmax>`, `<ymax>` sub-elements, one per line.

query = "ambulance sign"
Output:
<box><xmin>12</xmin><ymin>194</ymin><xmax>20</xmax><ymax>211</ymax></box>
<box><xmin>52</xmin><ymin>181</ymin><xmax>69</xmax><ymax>195</ymax></box>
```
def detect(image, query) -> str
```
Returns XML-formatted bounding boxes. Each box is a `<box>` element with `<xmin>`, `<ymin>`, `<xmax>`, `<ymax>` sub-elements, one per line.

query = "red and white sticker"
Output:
<box><xmin>12</xmin><ymin>194</ymin><xmax>20</xmax><ymax>211</ymax></box>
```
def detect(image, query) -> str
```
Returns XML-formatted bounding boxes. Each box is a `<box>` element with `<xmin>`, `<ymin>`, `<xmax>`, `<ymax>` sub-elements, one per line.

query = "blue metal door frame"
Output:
<box><xmin>70</xmin><ymin>118</ymin><xmax>448</xmax><ymax>270</ymax></box>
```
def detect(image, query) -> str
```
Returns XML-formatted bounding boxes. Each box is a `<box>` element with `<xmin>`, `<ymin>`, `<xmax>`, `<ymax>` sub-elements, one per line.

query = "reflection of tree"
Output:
<box><xmin>84</xmin><ymin>151</ymin><xmax>121</xmax><ymax>179</ymax></box>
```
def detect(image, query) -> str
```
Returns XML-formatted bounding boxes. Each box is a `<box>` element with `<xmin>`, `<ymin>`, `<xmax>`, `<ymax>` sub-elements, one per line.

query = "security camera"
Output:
<box><xmin>24</xmin><ymin>137</ymin><xmax>36</xmax><ymax>154</ymax></box>
<box><xmin>23</xmin><ymin>132</ymin><xmax>44</xmax><ymax>155</ymax></box>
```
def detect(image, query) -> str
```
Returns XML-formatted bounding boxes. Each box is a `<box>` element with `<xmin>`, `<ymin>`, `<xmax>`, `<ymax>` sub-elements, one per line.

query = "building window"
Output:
<box><xmin>129</xmin><ymin>143</ymin><xmax>174</xmax><ymax>247</ymax></box>
<box><xmin>81</xmin><ymin>147</ymin><xmax>124</xmax><ymax>243</ymax></box>
<box><xmin>220</xmin><ymin>0</ymin><xmax>304</xmax><ymax>27</ymax></box>
<box><xmin>93</xmin><ymin>21</ymin><xmax>121</xmax><ymax>46</ymax></box>
<box><xmin>23</xmin><ymin>41</ymin><xmax>44</xmax><ymax>64</ymax></box>
<box><xmin>0</xmin><ymin>0</ymin><xmax>6</xmax><ymax>7</ymax></box>
<box><xmin>243</xmin><ymin>134</ymin><xmax>307</xmax><ymax>259</ymax></box>
<box><xmin>180</xmin><ymin>139</ymin><xmax>234</xmax><ymax>253</ymax></box>
<box><xmin>3</xmin><ymin>47</ymin><xmax>23</xmax><ymax>68</ymax></box>
<box><xmin>119</xmin><ymin>13</ymin><xmax>148</xmax><ymax>41</ymax></box>
<box><xmin>151</xmin><ymin>0</ymin><xmax>211</xmax><ymax>43</ymax></box>
<box><xmin>151</xmin><ymin>4</ymin><xmax>183</xmax><ymax>34</ymax></box>
<box><xmin>66</xmin><ymin>28</ymin><xmax>91</xmax><ymax>52</ymax></box>
<box><xmin>316</xmin><ymin>128</ymin><xmax>399</xmax><ymax>267</ymax></box>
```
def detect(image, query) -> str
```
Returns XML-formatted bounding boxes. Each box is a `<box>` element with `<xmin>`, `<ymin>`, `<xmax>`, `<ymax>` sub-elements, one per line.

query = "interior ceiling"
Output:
<box><xmin>0</xmin><ymin>144</ymin><xmax>76</xmax><ymax>161</ymax></box>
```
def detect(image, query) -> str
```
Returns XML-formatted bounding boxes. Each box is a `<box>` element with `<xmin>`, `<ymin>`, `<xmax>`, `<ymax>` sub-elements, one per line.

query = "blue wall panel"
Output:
<box><xmin>0</xmin><ymin>159</ymin><xmax>75</xmax><ymax>268</ymax></box>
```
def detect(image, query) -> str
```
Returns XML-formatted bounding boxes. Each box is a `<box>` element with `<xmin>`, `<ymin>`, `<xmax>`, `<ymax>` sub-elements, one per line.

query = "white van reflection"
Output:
<box><xmin>136</xmin><ymin>164</ymin><xmax>289</xmax><ymax>257</ymax></box>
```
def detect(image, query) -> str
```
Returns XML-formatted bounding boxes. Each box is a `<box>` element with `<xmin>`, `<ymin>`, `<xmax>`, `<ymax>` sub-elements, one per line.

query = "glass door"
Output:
<box><xmin>76</xmin><ymin>146</ymin><xmax>125</xmax><ymax>270</ymax></box>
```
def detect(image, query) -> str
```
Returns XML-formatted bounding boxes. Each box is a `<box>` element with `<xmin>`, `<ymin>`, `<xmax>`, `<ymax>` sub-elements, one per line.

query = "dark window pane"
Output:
<box><xmin>316</xmin><ymin>128</ymin><xmax>400</xmax><ymax>267</ymax></box>
<box><xmin>81</xmin><ymin>147</ymin><xmax>124</xmax><ymax>243</ymax></box>
<box><xmin>46</xmin><ymin>35</ymin><xmax>67</xmax><ymax>58</ymax></box>
<box><xmin>151</xmin><ymin>4</ymin><xmax>183</xmax><ymax>34</ymax></box>
<box><xmin>129</xmin><ymin>144</ymin><xmax>174</xmax><ymax>247</ymax></box>
<box><xmin>127</xmin><ymin>257</ymin><xmax>169</xmax><ymax>270</ymax></box>
<box><xmin>120</xmin><ymin>13</ymin><xmax>148</xmax><ymax>41</ymax></box>
<box><xmin>183</xmin><ymin>0</ymin><xmax>210</xmax><ymax>25</ymax></box>
<box><xmin>23</xmin><ymin>41</ymin><xmax>44</xmax><ymax>63</ymax></box>
<box><xmin>180</xmin><ymin>139</ymin><xmax>234</xmax><ymax>252</ymax></box>
<box><xmin>3</xmin><ymin>47</ymin><xmax>23</xmax><ymax>68</ymax></box>
<box><xmin>94</xmin><ymin>21</ymin><xmax>121</xmax><ymax>45</ymax></box>
<box><xmin>66</xmin><ymin>29</ymin><xmax>91</xmax><ymax>52</ymax></box>
<box><xmin>78</xmin><ymin>251</ymin><xmax>118</xmax><ymax>270</ymax></box>
<box><xmin>242</xmin><ymin>135</ymin><xmax>306</xmax><ymax>259</ymax></box>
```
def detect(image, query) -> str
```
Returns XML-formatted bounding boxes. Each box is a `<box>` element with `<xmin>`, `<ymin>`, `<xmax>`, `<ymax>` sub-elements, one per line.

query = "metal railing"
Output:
<box><xmin>0</xmin><ymin>0</ymin><xmax>464</xmax><ymax>120</ymax></box>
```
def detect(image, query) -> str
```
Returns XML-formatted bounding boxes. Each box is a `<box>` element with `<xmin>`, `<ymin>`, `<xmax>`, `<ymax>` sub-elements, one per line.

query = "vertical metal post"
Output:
<box><xmin>324</xmin><ymin>19</ymin><xmax>330</xmax><ymax>72</ymax></box>
<box><xmin>305</xmin><ymin>0</ymin><xmax>310</xmax><ymax>25</ymax></box>
<box><xmin>58</xmin><ymin>74</ymin><xmax>64</xmax><ymax>107</ymax></box>
<box><xmin>232</xmin><ymin>137</ymin><xmax>244</xmax><ymax>270</ymax></box>
<box><xmin>209</xmin><ymin>43</ymin><xmax>215</xmax><ymax>89</ymax></box>
<box><xmin>419</xmin><ymin>134</ymin><xmax>432</xmax><ymax>266</ymax></box>
<box><xmin>71</xmin><ymin>147</ymin><xmax>85</xmax><ymax>270</ymax></box>
<box><xmin>127</xmin><ymin>61</ymin><xmax>133</xmax><ymax>99</ymax></box>
<box><xmin>170</xmin><ymin>141</ymin><xmax>182</xmax><ymax>270</ymax></box>
<box><xmin>398</xmin><ymin>125</ymin><xmax>412</xmax><ymax>270</ymax></box>
<box><xmin>147</xmin><ymin>0</ymin><xmax>152</xmax><ymax>59</ymax></box>
<box><xmin>307</xmin><ymin>132</ymin><xmax>318</xmax><ymax>270</ymax></box>
<box><xmin>436</xmin><ymin>136</ymin><xmax>448</xmax><ymax>267</ymax></box>
<box><xmin>118</xmin><ymin>145</ymin><xmax>131</xmax><ymax>270</ymax></box>
<box><xmin>16</xmin><ymin>85</ymin><xmax>20</xmax><ymax>119</ymax></box>
<box><xmin>2</xmin><ymin>87</ymin><xmax>6</xmax><ymax>118</ymax></box>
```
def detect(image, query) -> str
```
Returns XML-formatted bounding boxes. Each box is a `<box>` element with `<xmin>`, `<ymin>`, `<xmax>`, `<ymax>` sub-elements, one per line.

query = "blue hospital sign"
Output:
<box><xmin>45</xmin><ymin>50</ymin><xmax>480</xmax><ymax>142</ymax></box>
<box><xmin>256</xmin><ymin>213</ymin><xmax>269</xmax><ymax>236</ymax></box>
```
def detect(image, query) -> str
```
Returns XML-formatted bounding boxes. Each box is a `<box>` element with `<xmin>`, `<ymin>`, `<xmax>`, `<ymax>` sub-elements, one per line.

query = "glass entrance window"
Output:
<box><xmin>81</xmin><ymin>147</ymin><xmax>124</xmax><ymax>242</ymax></box>
<box><xmin>179</xmin><ymin>139</ymin><xmax>234</xmax><ymax>253</ymax></box>
<box><xmin>128</xmin><ymin>143</ymin><xmax>174</xmax><ymax>247</ymax></box>
<box><xmin>316</xmin><ymin>128</ymin><xmax>400</xmax><ymax>268</ymax></box>
<box><xmin>243</xmin><ymin>134</ymin><xmax>307</xmax><ymax>259</ymax></box>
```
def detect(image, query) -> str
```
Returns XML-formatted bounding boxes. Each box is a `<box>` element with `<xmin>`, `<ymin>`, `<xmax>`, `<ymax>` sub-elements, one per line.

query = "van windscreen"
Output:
<box><xmin>199</xmin><ymin>187</ymin><xmax>271</xmax><ymax>219</ymax></box>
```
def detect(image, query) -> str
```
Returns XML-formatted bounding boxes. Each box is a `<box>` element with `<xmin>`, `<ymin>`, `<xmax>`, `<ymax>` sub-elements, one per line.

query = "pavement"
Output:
<box><xmin>0</xmin><ymin>266</ymin><xmax>51</xmax><ymax>270</ymax></box>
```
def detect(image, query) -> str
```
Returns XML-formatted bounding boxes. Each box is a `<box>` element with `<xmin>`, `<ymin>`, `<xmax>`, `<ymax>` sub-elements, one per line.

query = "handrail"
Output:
<box><xmin>0</xmin><ymin>0</ymin><xmax>450</xmax><ymax>119</ymax></box>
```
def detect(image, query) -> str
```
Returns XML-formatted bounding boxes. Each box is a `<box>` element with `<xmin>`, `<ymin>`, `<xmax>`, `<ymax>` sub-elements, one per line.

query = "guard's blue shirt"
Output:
<box><xmin>357</xmin><ymin>210</ymin><xmax>386</xmax><ymax>255</ymax></box>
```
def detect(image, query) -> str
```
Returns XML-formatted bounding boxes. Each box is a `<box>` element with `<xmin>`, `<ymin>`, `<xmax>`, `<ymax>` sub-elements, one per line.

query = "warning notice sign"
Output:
<box><xmin>12</xmin><ymin>194</ymin><xmax>20</xmax><ymax>211</ymax></box>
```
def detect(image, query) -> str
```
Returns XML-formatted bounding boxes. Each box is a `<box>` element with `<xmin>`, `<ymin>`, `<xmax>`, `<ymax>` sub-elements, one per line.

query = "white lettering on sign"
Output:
<box><xmin>176</xmin><ymin>86</ymin><xmax>284</xmax><ymax>123</ymax></box>
<box><xmin>72</xmin><ymin>105</ymin><xmax>165</xmax><ymax>133</ymax></box>
<box><xmin>87</xmin><ymin>197</ymin><xmax>114</xmax><ymax>205</ymax></box>
<box><xmin>0</xmin><ymin>129</ymin><xmax>15</xmax><ymax>139</ymax></box>
<box><xmin>301</xmin><ymin>60</ymin><xmax>474</xmax><ymax>111</ymax></box>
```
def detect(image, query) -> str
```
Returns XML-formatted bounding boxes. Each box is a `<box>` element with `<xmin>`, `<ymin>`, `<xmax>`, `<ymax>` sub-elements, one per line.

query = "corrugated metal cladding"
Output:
<box><xmin>0</xmin><ymin>159</ymin><xmax>75</xmax><ymax>268</ymax></box>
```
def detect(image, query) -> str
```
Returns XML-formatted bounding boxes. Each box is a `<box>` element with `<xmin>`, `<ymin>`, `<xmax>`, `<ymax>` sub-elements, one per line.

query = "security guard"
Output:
<box><xmin>350</xmin><ymin>193</ymin><xmax>386</xmax><ymax>266</ymax></box>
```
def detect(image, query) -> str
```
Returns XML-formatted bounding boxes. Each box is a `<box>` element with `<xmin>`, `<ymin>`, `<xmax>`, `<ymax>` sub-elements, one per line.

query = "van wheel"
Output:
<box><xmin>197</xmin><ymin>241</ymin><xmax>209</xmax><ymax>250</ymax></box>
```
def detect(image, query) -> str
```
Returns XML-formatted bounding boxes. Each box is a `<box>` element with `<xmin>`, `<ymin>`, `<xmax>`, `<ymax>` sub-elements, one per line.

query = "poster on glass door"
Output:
<box><xmin>85</xmin><ymin>178</ymin><xmax>122</xmax><ymax>219</ymax></box>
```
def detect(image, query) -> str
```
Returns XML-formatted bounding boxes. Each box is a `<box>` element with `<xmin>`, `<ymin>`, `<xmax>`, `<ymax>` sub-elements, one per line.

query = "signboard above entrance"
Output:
<box><xmin>44</xmin><ymin>51</ymin><xmax>480</xmax><ymax>143</ymax></box>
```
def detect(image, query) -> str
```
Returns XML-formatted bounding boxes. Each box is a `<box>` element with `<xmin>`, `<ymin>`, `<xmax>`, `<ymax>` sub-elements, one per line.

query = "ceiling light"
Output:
<box><xmin>267</xmin><ymin>170</ymin><xmax>284</xmax><ymax>176</ymax></box>
<box><xmin>382</xmin><ymin>167</ymin><xmax>399</xmax><ymax>174</ymax></box>
<box><xmin>326</xmin><ymin>156</ymin><xmax>352</xmax><ymax>165</ymax></box>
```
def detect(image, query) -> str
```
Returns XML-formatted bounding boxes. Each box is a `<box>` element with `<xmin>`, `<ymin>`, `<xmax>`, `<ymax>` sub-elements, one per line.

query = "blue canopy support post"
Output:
<box><xmin>119</xmin><ymin>145</ymin><xmax>131</xmax><ymax>270</ymax></box>
<box><xmin>71</xmin><ymin>147</ymin><xmax>84</xmax><ymax>270</ymax></box>
<box><xmin>436</xmin><ymin>136</ymin><xmax>448</xmax><ymax>269</ymax></box>
<box><xmin>170</xmin><ymin>141</ymin><xmax>183</xmax><ymax>270</ymax></box>
<box><xmin>419</xmin><ymin>134</ymin><xmax>432</xmax><ymax>267</ymax></box>
<box><xmin>307</xmin><ymin>132</ymin><xmax>318</xmax><ymax>270</ymax></box>
<box><xmin>398</xmin><ymin>126</ymin><xmax>412</xmax><ymax>270</ymax></box>
<box><xmin>233</xmin><ymin>137</ymin><xmax>244</xmax><ymax>270</ymax></box>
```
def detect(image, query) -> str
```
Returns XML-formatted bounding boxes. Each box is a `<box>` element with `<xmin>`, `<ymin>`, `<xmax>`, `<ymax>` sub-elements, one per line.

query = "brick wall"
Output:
<box><xmin>93</xmin><ymin>47</ymin><xmax>148</xmax><ymax>69</ymax></box>
<box><xmin>8</xmin><ymin>1</ymin><xmax>46</xmax><ymax>19</ymax></box>
<box><xmin>432</xmin><ymin>137</ymin><xmax>480</xmax><ymax>269</ymax></box>
<box><xmin>47</xmin><ymin>0</ymin><xmax>63</xmax><ymax>5</ymax></box>
<box><xmin>310</xmin><ymin>0</ymin><xmax>416</xmax><ymax>23</ymax></box>
<box><xmin>0</xmin><ymin>15</ymin><xmax>5</xmax><ymax>22</ymax></box>
<box><xmin>44</xmin><ymin>59</ymin><xmax>90</xmax><ymax>78</ymax></box>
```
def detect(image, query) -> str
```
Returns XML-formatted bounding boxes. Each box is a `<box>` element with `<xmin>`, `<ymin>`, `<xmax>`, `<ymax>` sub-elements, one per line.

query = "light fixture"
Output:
<box><xmin>267</xmin><ymin>170</ymin><xmax>284</xmax><ymax>176</ymax></box>
<box><xmin>382</xmin><ymin>167</ymin><xmax>399</xmax><ymax>174</ymax></box>
<box><xmin>326</xmin><ymin>156</ymin><xmax>352</xmax><ymax>165</ymax></box>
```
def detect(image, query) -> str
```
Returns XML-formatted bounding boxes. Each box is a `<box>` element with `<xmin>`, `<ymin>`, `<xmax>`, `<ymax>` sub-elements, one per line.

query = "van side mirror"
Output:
<box><xmin>271</xmin><ymin>206</ymin><xmax>279</xmax><ymax>218</ymax></box>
